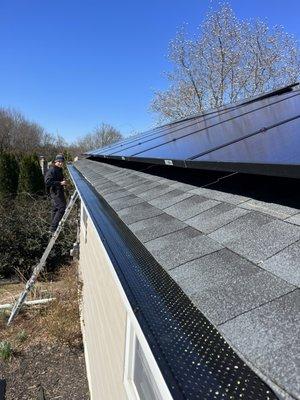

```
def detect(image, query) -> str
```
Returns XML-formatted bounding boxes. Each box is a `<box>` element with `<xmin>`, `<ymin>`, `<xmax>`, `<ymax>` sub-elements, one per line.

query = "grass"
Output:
<box><xmin>16</xmin><ymin>330</ymin><xmax>28</xmax><ymax>343</ymax></box>
<box><xmin>0</xmin><ymin>341</ymin><xmax>13</xmax><ymax>361</ymax></box>
<box><xmin>0</xmin><ymin>263</ymin><xmax>83</xmax><ymax>356</ymax></box>
<box><xmin>43</xmin><ymin>266</ymin><xmax>83</xmax><ymax>348</ymax></box>
<box><xmin>0</xmin><ymin>309</ymin><xmax>9</xmax><ymax>325</ymax></box>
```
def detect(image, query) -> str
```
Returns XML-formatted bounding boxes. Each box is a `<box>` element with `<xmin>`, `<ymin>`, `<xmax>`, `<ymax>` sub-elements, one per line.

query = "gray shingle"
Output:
<box><xmin>102</xmin><ymin>169</ymin><xmax>126</xmax><ymax>178</ymax></box>
<box><xmin>262</xmin><ymin>241</ymin><xmax>300</xmax><ymax>287</ymax></box>
<box><xmin>208</xmin><ymin>212</ymin><xmax>273</xmax><ymax>244</ymax></box>
<box><xmin>124</xmin><ymin>177</ymin><xmax>152</xmax><ymax>189</ymax></box>
<box><xmin>186</xmin><ymin>203</ymin><xmax>250</xmax><ymax>233</ymax></box>
<box><xmin>219</xmin><ymin>290</ymin><xmax>300</xmax><ymax>398</ymax></box>
<box><xmin>103</xmin><ymin>189</ymin><xmax>132</xmax><ymax>202</ymax></box>
<box><xmin>285</xmin><ymin>213</ymin><xmax>300</xmax><ymax>226</ymax></box>
<box><xmin>210</xmin><ymin>215</ymin><xmax>300</xmax><ymax>263</ymax></box>
<box><xmin>75</xmin><ymin>161</ymin><xmax>89</xmax><ymax>172</ymax></box>
<box><xmin>254</xmin><ymin>345</ymin><xmax>300</xmax><ymax>400</ymax></box>
<box><xmin>164</xmin><ymin>195</ymin><xmax>220</xmax><ymax>221</ymax></box>
<box><xmin>148</xmin><ymin>234</ymin><xmax>223</xmax><ymax>270</ymax></box>
<box><xmin>169</xmin><ymin>181</ymin><xmax>198</xmax><ymax>191</ymax></box>
<box><xmin>96</xmin><ymin>183</ymin><xmax>120</xmax><ymax>195</ymax></box>
<box><xmin>128</xmin><ymin>181</ymin><xmax>161</xmax><ymax>195</ymax></box>
<box><xmin>110</xmin><ymin>176</ymin><xmax>141</xmax><ymax>188</ymax></box>
<box><xmin>148</xmin><ymin>189</ymin><xmax>193</xmax><ymax>210</ymax></box>
<box><xmin>94</xmin><ymin>180</ymin><xmax>115</xmax><ymax>191</ymax></box>
<box><xmin>109</xmin><ymin>172</ymin><xmax>137</xmax><ymax>184</ymax></box>
<box><xmin>190</xmin><ymin>187</ymin><xmax>249</xmax><ymax>205</ymax></box>
<box><xmin>209</xmin><ymin>212</ymin><xmax>300</xmax><ymax>262</ymax></box>
<box><xmin>118</xmin><ymin>180</ymin><xmax>151</xmax><ymax>195</ymax></box>
<box><xmin>145</xmin><ymin>227</ymin><xmax>201</xmax><ymax>252</ymax></box>
<box><xmin>90</xmin><ymin>176</ymin><xmax>109</xmax><ymax>185</ymax></box>
<box><xmin>138</xmin><ymin>184</ymin><xmax>174</xmax><ymax>201</ymax></box>
<box><xmin>143</xmin><ymin>175</ymin><xmax>170</xmax><ymax>184</ymax></box>
<box><xmin>129</xmin><ymin>213</ymin><xmax>186</xmax><ymax>243</ymax></box>
<box><xmin>98</xmin><ymin>165</ymin><xmax>122</xmax><ymax>175</ymax></box>
<box><xmin>93</xmin><ymin>170</ymin><xmax>118</xmax><ymax>179</ymax></box>
<box><xmin>240</xmin><ymin>199</ymin><xmax>299</xmax><ymax>220</ymax></box>
<box><xmin>113</xmin><ymin>174</ymin><xmax>147</xmax><ymax>187</ymax></box>
<box><xmin>126</xmin><ymin>170</ymin><xmax>149</xmax><ymax>178</ymax></box>
<box><xmin>169</xmin><ymin>249</ymin><xmax>293</xmax><ymax>324</ymax></box>
<box><xmin>117</xmin><ymin>202</ymin><xmax>162</xmax><ymax>225</ymax></box>
<box><xmin>108</xmin><ymin>194</ymin><xmax>145</xmax><ymax>211</ymax></box>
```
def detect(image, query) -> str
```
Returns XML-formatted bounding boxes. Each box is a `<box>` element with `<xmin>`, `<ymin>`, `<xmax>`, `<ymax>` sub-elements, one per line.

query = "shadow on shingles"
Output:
<box><xmin>88</xmin><ymin>158</ymin><xmax>300</xmax><ymax>210</ymax></box>
<box><xmin>207</xmin><ymin>173</ymin><xmax>300</xmax><ymax>209</ymax></box>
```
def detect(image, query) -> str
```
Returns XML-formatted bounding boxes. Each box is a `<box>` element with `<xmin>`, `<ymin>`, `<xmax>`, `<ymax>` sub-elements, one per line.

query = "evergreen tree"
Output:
<box><xmin>18</xmin><ymin>154</ymin><xmax>44</xmax><ymax>194</ymax></box>
<box><xmin>0</xmin><ymin>153</ymin><xmax>19</xmax><ymax>200</ymax></box>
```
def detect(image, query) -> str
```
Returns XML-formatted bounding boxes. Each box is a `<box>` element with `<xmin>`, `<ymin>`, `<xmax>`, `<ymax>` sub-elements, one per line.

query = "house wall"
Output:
<box><xmin>79</xmin><ymin>210</ymin><xmax>127</xmax><ymax>400</ymax></box>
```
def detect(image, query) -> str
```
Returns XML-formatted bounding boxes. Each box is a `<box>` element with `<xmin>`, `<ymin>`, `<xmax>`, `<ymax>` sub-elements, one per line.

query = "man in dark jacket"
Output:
<box><xmin>45</xmin><ymin>154</ymin><xmax>67</xmax><ymax>232</ymax></box>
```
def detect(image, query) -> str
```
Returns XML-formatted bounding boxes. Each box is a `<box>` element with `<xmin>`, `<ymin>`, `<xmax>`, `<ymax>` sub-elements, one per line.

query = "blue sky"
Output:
<box><xmin>0</xmin><ymin>0</ymin><xmax>300</xmax><ymax>143</ymax></box>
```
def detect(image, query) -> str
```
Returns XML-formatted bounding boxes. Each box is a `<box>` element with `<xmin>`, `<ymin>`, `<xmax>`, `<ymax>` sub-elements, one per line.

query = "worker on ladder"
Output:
<box><xmin>45</xmin><ymin>154</ymin><xmax>67</xmax><ymax>232</ymax></box>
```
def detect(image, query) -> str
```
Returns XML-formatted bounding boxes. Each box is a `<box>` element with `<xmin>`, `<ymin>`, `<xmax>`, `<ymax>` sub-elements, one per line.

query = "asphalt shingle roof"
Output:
<box><xmin>74</xmin><ymin>158</ymin><xmax>300</xmax><ymax>400</ymax></box>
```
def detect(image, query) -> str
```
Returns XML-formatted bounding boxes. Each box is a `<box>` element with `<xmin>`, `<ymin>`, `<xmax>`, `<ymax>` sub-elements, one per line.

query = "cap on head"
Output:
<box><xmin>55</xmin><ymin>154</ymin><xmax>65</xmax><ymax>162</ymax></box>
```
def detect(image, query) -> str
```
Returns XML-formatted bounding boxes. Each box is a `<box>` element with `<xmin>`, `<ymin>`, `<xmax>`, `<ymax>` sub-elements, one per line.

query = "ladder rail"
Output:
<box><xmin>7</xmin><ymin>190</ymin><xmax>78</xmax><ymax>326</ymax></box>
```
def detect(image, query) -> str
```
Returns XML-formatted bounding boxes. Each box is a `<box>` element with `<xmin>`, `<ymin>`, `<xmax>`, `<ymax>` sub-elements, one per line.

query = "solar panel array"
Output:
<box><xmin>88</xmin><ymin>84</ymin><xmax>300</xmax><ymax>178</ymax></box>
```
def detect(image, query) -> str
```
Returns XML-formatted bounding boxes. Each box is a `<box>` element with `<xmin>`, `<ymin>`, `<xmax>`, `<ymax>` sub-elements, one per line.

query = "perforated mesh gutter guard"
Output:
<box><xmin>69</xmin><ymin>165</ymin><xmax>278</xmax><ymax>400</ymax></box>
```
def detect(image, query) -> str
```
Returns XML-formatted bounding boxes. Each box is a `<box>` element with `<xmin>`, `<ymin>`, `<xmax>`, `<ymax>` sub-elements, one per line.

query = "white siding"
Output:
<box><xmin>79</xmin><ymin>213</ymin><xmax>127</xmax><ymax>400</ymax></box>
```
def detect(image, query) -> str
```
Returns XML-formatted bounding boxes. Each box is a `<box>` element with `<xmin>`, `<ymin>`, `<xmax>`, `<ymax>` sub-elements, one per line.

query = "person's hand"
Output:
<box><xmin>60</xmin><ymin>180</ymin><xmax>67</xmax><ymax>186</ymax></box>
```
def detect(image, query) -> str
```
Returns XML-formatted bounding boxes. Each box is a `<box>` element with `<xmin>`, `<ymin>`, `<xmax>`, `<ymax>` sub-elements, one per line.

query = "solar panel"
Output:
<box><xmin>91</xmin><ymin>113</ymin><xmax>213</xmax><ymax>156</ymax></box>
<box><xmin>94</xmin><ymin>90</ymin><xmax>285</xmax><ymax>158</ymax></box>
<box><xmin>88</xmin><ymin>125</ymin><xmax>161</xmax><ymax>155</ymax></box>
<box><xmin>88</xmin><ymin>84</ymin><xmax>300</xmax><ymax>178</ymax></box>
<box><xmin>186</xmin><ymin>115</ymin><xmax>300</xmax><ymax>178</ymax></box>
<box><xmin>190</xmin><ymin>116</ymin><xmax>300</xmax><ymax>164</ymax></box>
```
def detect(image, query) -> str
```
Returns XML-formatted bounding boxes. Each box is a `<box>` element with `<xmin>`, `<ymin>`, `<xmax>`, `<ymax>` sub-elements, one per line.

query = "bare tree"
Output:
<box><xmin>151</xmin><ymin>4</ymin><xmax>300</xmax><ymax>122</ymax></box>
<box><xmin>0</xmin><ymin>108</ymin><xmax>123</xmax><ymax>159</ymax></box>
<box><xmin>75</xmin><ymin>123</ymin><xmax>123</xmax><ymax>153</ymax></box>
<box><xmin>0</xmin><ymin>108</ymin><xmax>15</xmax><ymax>152</ymax></box>
<box><xmin>0</xmin><ymin>107</ymin><xmax>69</xmax><ymax>160</ymax></box>
<box><xmin>0</xmin><ymin>108</ymin><xmax>48</xmax><ymax>155</ymax></box>
<box><xmin>11</xmin><ymin>120</ymin><xmax>44</xmax><ymax>154</ymax></box>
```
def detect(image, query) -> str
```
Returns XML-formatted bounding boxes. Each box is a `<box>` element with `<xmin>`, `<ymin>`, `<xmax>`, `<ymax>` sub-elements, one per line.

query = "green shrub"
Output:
<box><xmin>16</xmin><ymin>330</ymin><xmax>28</xmax><ymax>343</ymax></box>
<box><xmin>18</xmin><ymin>154</ymin><xmax>44</xmax><ymax>195</ymax></box>
<box><xmin>0</xmin><ymin>310</ymin><xmax>8</xmax><ymax>325</ymax></box>
<box><xmin>0</xmin><ymin>153</ymin><xmax>19</xmax><ymax>200</ymax></box>
<box><xmin>0</xmin><ymin>341</ymin><xmax>13</xmax><ymax>361</ymax></box>
<box><xmin>0</xmin><ymin>193</ymin><xmax>77</xmax><ymax>278</ymax></box>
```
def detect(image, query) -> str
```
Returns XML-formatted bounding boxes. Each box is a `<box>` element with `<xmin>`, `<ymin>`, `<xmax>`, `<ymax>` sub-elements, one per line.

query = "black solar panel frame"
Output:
<box><xmin>88</xmin><ymin>84</ymin><xmax>300</xmax><ymax>178</ymax></box>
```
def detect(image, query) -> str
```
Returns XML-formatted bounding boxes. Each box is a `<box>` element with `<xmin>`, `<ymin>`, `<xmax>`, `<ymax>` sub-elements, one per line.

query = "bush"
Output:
<box><xmin>43</xmin><ymin>266</ymin><xmax>82</xmax><ymax>349</ymax></box>
<box><xmin>0</xmin><ymin>153</ymin><xmax>19</xmax><ymax>200</ymax></box>
<box><xmin>16</xmin><ymin>330</ymin><xmax>28</xmax><ymax>343</ymax></box>
<box><xmin>0</xmin><ymin>310</ymin><xmax>9</xmax><ymax>325</ymax></box>
<box><xmin>18</xmin><ymin>154</ymin><xmax>44</xmax><ymax>195</ymax></box>
<box><xmin>0</xmin><ymin>193</ymin><xmax>78</xmax><ymax>279</ymax></box>
<box><xmin>0</xmin><ymin>341</ymin><xmax>13</xmax><ymax>361</ymax></box>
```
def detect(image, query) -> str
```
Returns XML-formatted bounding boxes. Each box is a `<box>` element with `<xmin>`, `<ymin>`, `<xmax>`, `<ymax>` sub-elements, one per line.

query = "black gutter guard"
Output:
<box><xmin>69</xmin><ymin>165</ymin><xmax>278</xmax><ymax>400</ymax></box>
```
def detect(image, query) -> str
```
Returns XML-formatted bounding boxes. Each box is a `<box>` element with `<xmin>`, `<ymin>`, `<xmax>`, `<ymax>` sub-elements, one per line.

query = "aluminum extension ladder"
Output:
<box><xmin>7</xmin><ymin>190</ymin><xmax>78</xmax><ymax>326</ymax></box>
